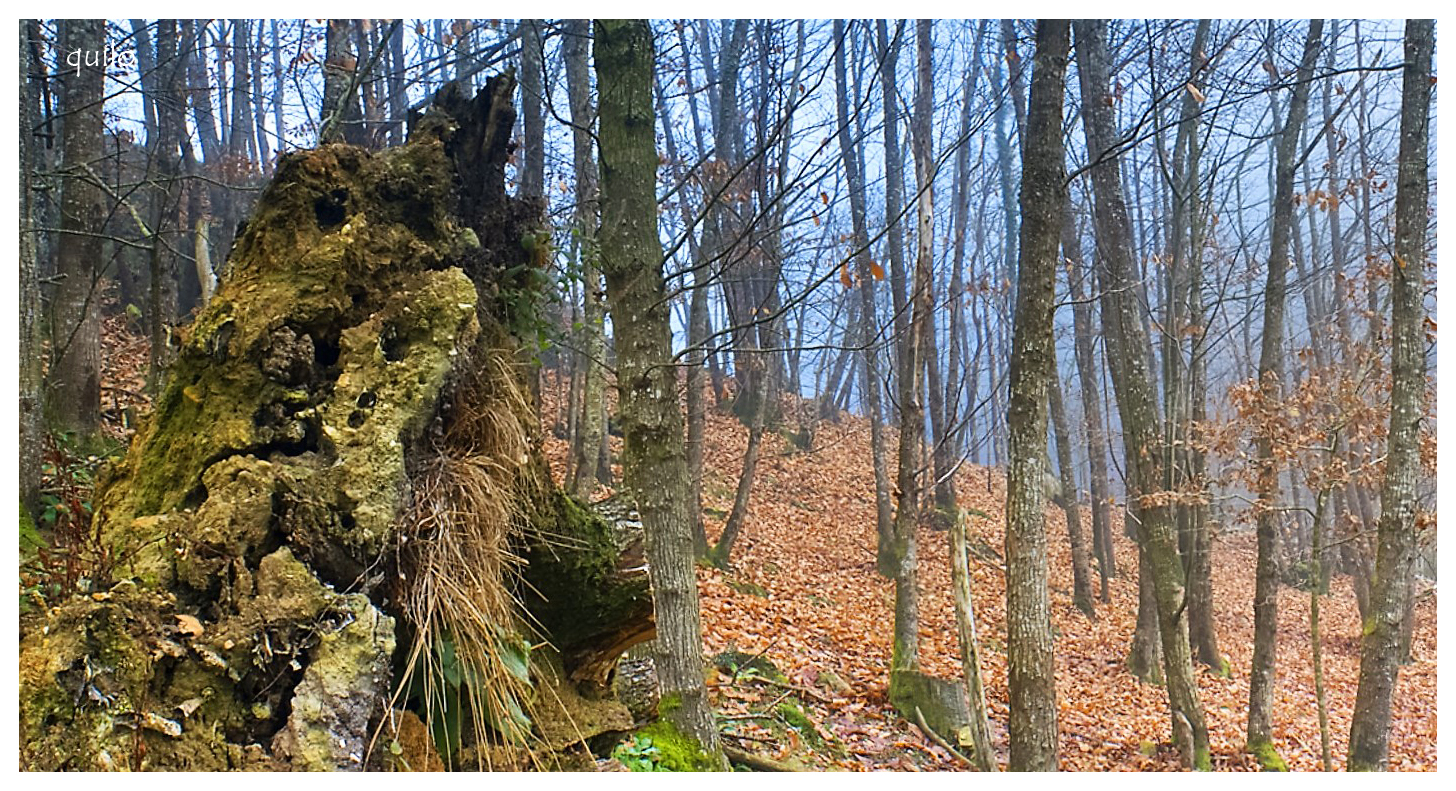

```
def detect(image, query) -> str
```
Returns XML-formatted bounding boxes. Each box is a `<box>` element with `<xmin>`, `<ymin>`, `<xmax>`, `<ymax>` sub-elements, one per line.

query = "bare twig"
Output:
<box><xmin>913</xmin><ymin>706</ymin><xmax>974</xmax><ymax>769</ymax></box>
<box><xmin>723</xmin><ymin>745</ymin><xmax>797</xmax><ymax>772</ymax></box>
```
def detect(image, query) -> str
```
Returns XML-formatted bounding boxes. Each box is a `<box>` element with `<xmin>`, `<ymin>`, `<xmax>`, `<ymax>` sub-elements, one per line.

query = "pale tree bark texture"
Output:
<box><xmin>1171</xmin><ymin>19</ymin><xmax>1223</xmax><ymax>673</ymax></box>
<box><xmin>594</xmin><ymin>19</ymin><xmax>725</xmax><ymax>767</ymax></box>
<box><xmin>1347</xmin><ymin>17</ymin><xmax>1433</xmax><ymax>773</ymax></box>
<box><xmin>888</xmin><ymin>17</ymin><xmax>938</xmax><ymax>680</ymax></box>
<box><xmin>1075</xmin><ymin>19</ymin><xmax>1211</xmax><ymax>770</ymax></box>
<box><xmin>1003</xmin><ymin>19</ymin><xmax>1068</xmax><ymax>772</ymax></box>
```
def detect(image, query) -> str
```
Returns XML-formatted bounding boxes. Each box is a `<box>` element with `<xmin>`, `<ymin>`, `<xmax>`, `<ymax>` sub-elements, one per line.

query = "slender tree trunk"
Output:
<box><xmin>385</xmin><ymin>22</ymin><xmax>406</xmax><ymax>146</ymax></box>
<box><xmin>671</xmin><ymin>22</ymin><xmax>713</xmax><ymax>553</ymax></box>
<box><xmin>708</xmin><ymin>352</ymin><xmax>767</xmax><ymax>568</ymax></box>
<box><xmin>20</xmin><ymin>21</ymin><xmax>44</xmax><ymax>518</ymax></box>
<box><xmin>270</xmin><ymin>21</ymin><xmax>287</xmax><ymax>153</ymax></box>
<box><xmin>50</xmin><ymin>18</ymin><xmax>106</xmax><ymax>438</ymax></box>
<box><xmin>710</xmin><ymin>20</ymin><xmax>801</xmax><ymax>567</ymax></box>
<box><xmin>885</xmin><ymin>19</ymin><xmax>940</xmax><ymax>686</ymax></box>
<box><xmin>656</xmin><ymin>95</ymin><xmax>709</xmax><ymax>555</ymax></box>
<box><xmin>1247</xmin><ymin>21</ymin><xmax>1323</xmax><ymax>769</ymax></box>
<box><xmin>876</xmin><ymin>21</ymin><xmax>911</xmax><ymax>399</ymax></box>
<box><xmin>1050</xmin><ymin>372</ymin><xmax>1095</xmax><ymax>618</ymax></box>
<box><xmin>519</xmin><ymin>20</ymin><xmax>546</xmax><ymax>200</ymax></box>
<box><xmin>250</xmin><ymin>24</ymin><xmax>271</xmax><ymax>170</ymax></box>
<box><xmin>595</xmin><ymin>19</ymin><xmax>723</xmax><ymax>766</ymax></box>
<box><xmin>833</xmin><ymin>20</ymin><xmax>895</xmax><ymax>576</ymax></box>
<box><xmin>951</xmin><ymin>510</ymin><xmax>1000</xmax><ymax>772</ymax></box>
<box><xmin>1003</xmin><ymin>19</ymin><xmax>1068</xmax><ymax>772</ymax></box>
<box><xmin>1075</xmin><ymin>19</ymin><xmax>1210</xmax><ymax>769</ymax></box>
<box><xmin>184</xmin><ymin>20</ymin><xmax>220</xmax><ymax>165</ymax></box>
<box><xmin>354</xmin><ymin>22</ymin><xmax>383</xmax><ymax>148</ymax></box>
<box><xmin>1310</xmin><ymin>439</ymin><xmax>1338</xmax><ymax>772</ymax></box>
<box><xmin>945</xmin><ymin>22</ymin><xmax>987</xmax><ymax>475</ymax></box>
<box><xmin>213</xmin><ymin>23</ymin><xmax>229</xmax><ymax>145</ymax></box>
<box><xmin>1063</xmin><ymin>213</ymin><xmax>1116</xmax><ymax>598</ymax></box>
<box><xmin>1178</xmin><ymin>20</ymin><xmax>1222</xmax><ymax>672</ymax></box>
<box><xmin>145</xmin><ymin>20</ymin><xmax>184</xmax><ymax>391</ymax></box>
<box><xmin>229</xmin><ymin>21</ymin><xmax>253</xmax><ymax>158</ymax></box>
<box><xmin>1348</xmin><ymin>18</ymin><xmax>1433</xmax><ymax>772</ymax></box>
<box><xmin>565</xmin><ymin>20</ymin><xmax>608</xmax><ymax>502</ymax></box>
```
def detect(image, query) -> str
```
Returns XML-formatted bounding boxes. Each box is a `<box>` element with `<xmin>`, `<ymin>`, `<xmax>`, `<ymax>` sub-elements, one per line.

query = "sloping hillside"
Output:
<box><xmin>541</xmin><ymin>380</ymin><xmax>1437</xmax><ymax>771</ymax></box>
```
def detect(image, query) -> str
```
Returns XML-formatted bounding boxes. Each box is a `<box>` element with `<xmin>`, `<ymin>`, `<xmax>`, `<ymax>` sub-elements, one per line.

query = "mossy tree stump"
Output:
<box><xmin>19</xmin><ymin>77</ymin><xmax>651</xmax><ymax>771</ymax></box>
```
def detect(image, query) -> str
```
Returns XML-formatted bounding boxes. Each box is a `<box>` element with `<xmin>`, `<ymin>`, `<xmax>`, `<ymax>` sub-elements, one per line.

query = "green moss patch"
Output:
<box><xmin>1248</xmin><ymin>739</ymin><xmax>1288</xmax><ymax>771</ymax></box>
<box><xmin>624</xmin><ymin>721</ymin><xmax>719</xmax><ymax>772</ymax></box>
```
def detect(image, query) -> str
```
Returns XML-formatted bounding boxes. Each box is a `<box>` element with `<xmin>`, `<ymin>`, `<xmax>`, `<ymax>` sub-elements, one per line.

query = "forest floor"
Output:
<box><xmin>86</xmin><ymin>320</ymin><xmax>1436</xmax><ymax>771</ymax></box>
<box><xmin>540</xmin><ymin>375</ymin><xmax>1437</xmax><ymax>772</ymax></box>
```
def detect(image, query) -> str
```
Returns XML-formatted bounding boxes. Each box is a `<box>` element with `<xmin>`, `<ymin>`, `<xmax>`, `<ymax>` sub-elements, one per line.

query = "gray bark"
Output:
<box><xmin>1247</xmin><ymin>22</ymin><xmax>1322</xmax><ymax>767</ymax></box>
<box><xmin>49</xmin><ymin>18</ymin><xmax>107</xmax><ymax>437</ymax></box>
<box><xmin>595</xmin><ymin>19</ymin><xmax>724</xmax><ymax>765</ymax></box>
<box><xmin>1075</xmin><ymin>19</ymin><xmax>1210</xmax><ymax>769</ymax></box>
<box><xmin>1347</xmin><ymin>18</ymin><xmax>1433</xmax><ymax>772</ymax></box>
<box><xmin>20</xmin><ymin>22</ymin><xmax>44</xmax><ymax>517</ymax></box>
<box><xmin>833</xmin><ymin>20</ymin><xmax>896</xmax><ymax>576</ymax></box>
<box><xmin>1003</xmin><ymin>20</ymin><xmax>1068</xmax><ymax>772</ymax></box>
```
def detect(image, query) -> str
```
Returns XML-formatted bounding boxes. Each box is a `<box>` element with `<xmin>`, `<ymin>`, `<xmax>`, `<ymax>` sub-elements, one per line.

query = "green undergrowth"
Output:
<box><xmin>613</xmin><ymin>721</ymin><xmax>719</xmax><ymax>772</ymax></box>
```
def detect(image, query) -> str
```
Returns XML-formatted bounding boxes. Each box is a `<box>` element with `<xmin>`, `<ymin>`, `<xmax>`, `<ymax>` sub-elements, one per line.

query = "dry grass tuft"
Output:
<box><xmin>385</xmin><ymin>349</ymin><xmax>552</xmax><ymax>770</ymax></box>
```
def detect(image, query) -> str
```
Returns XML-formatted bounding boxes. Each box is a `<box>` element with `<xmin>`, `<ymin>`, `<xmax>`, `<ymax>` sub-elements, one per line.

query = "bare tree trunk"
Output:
<box><xmin>229</xmin><ymin>21</ymin><xmax>253</xmax><ymax>158</ymax></box>
<box><xmin>1002</xmin><ymin>21</ymin><xmax>1068</xmax><ymax>771</ymax></box>
<box><xmin>1063</xmin><ymin>214</ymin><xmax>1115</xmax><ymax>599</ymax></box>
<box><xmin>886</xmin><ymin>19</ymin><xmax>938</xmax><ymax>686</ymax></box>
<box><xmin>595</xmin><ymin>19</ymin><xmax>724</xmax><ymax>766</ymax></box>
<box><xmin>1247</xmin><ymin>21</ymin><xmax>1322</xmax><ymax>770</ymax></box>
<box><xmin>354</xmin><ymin>22</ymin><xmax>383</xmax><ymax>149</ymax></box>
<box><xmin>566</xmin><ymin>21</ymin><xmax>609</xmax><ymax>505</ymax></box>
<box><xmin>1050</xmin><ymin>372</ymin><xmax>1095</xmax><ymax>618</ymax></box>
<box><xmin>518</xmin><ymin>20</ymin><xmax>546</xmax><ymax>200</ymax></box>
<box><xmin>1075</xmin><ymin>19</ymin><xmax>1210</xmax><ymax>769</ymax></box>
<box><xmin>708</xmin><ymin>351</ymin><xmax>767</xmax><ymax>568</ymax></box>
<box><xmin>1176</xmin><ymin>20</ymin><xmax>1222</xmax><ymax>673</ymax></box>
<box><xmin>321</xmin><ymin>20</ymin><xmax>364</xmax><ymax>145</ymax></box>
<box><xmin>1348</xmin><ymin>18</ymin><xmax>1433</xmax><ymax>772</ymax></box>
<box><xmin>670</xmin><ymin>22</ymin><xmax>713</xmax><ymax>553</ymax></box>
<box><xmin>50</xmin><ymin>18</ymin><xmax>106</xmax><ymax>438</ymax></box>
<box><xmin>1128</xmin><ymin>539</ymin><xmax>1164</xmax><ymax>684</ymax></box>
<box><xmin>710</xmin><ymin>21</ymin><xmax>802</xmax><ymax>568</ymax></box>
<box><xmin>270</xmin><ymin>21</ymin><xmax>288</xmax><ymax>153</ymax></box>
<box><xmin>250</xmin><ymin>23</ymin><xmax>272</xmax><ymax>170</ymax></box>
<box><xmin>1309</xmin><ymin>439</ymin><xmax>1338</xmax><ymax>772</ymax></box>
<box><xmin>876</xmin><ymin>21</ymin><xmax>911</xmax><ymax>401</ymax></box>
<box><xmin>945</xmin><ymin>22</ymin><xmax>988</xmax><ymax>475</ymax></box>
<box><xmin>19</xmin><ymin>21</ymin><xmax>44</xmax><ymax>517</ymax></box>
<box><xmin>184</xmin><ymin>20</ymin><xmax>220</xmax><ymax>165</ymax></box>
<box><xmin>386</xmin><ymin>21</ymin><xmax>406</xmax><ymax>146</ymax></box>
<box><xmin>951</xmin><ymin>510</ymin><xmax>1000</xmax><ymax>772</ymax></box>
<box><xmin>145</xmin><ymin>20</ymin><xmax>184</xmax><ymax>390</ymax></box>
<box><xmin>833</xmin><ymin>20</ymin><xmax>895</xmax><ymax>576</ymax></box>
<box><xmin>213</xmin><ymin>22</ymin><xmax>229</xmax><ymax>146</ymax></box>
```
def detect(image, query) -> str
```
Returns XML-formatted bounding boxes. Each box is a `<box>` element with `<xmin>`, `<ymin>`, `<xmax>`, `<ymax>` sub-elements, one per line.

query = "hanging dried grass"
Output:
<box><xmin>382</xmin><ymin>349</ymin><xmax>552</xmax><ymax>770</ymax></box>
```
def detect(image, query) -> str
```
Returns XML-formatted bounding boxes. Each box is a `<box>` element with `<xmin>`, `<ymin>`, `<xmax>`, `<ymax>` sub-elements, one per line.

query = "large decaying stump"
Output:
<box><xmin>19</xmin><ymin>76</ymin><xmax>652</xmax><ymax>771</ymax></box>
